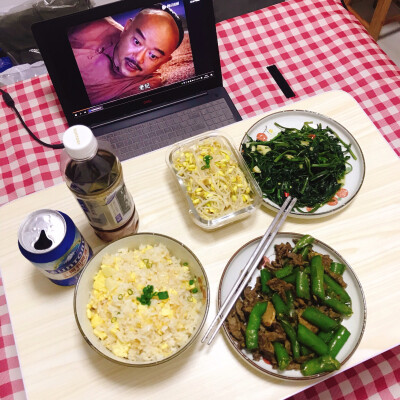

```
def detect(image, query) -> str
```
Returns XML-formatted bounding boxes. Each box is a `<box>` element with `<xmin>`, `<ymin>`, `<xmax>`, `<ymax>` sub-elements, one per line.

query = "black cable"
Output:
<box><xmin>0</xmin><ymin>88</ymin><xmax>64</xmax><ymax>149</ymax></box>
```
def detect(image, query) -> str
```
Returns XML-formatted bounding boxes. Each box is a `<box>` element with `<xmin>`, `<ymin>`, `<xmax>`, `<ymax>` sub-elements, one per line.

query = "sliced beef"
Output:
<box><xmin>317</xmin><ymin>305</ymin><xmax>341</xmax><ymax>320</ymax></box>
<box><xmin>226</xmin><ymin>308</ymin><xmax>245</xmax><ymax>347</ymax></box>
<box><xmin>287</xmin><ymin>362</ymin><xmax>301</xmax><ymax>370</ymax></box>
<box><xmin>294</xmin><ymin>297</ymin><xmax>308</xmax><ymax>308</ymax></box>
<box><xmin>287</xmin><ymin>252</ymin><xmax>307</xmax><ymax>267</ymax></box>
<box><xmin>235</xmin><ymin>298</ymin><xmax>246</xmax><ymax>322</ymax></box>
<box><xmin>298</xmin><ymin>315</ymin><xmax>318</xmax><ymax>334</ymax></box>
<box><xmin>267</xmin><ymin>278</ymin><xmax>294</xmax><ymax>301</ymax></box>
<box><xmin>275</xmin><ymin>242</ymin><xmax>293</xmax><ymax>260</ymax></box>
<box><xmin>258</xmin><ymin>326</ymin><xmax>277</xmax><ymax>365</ymax></box>
<box><xmin>252</xmin><ymin>349</ymin><xmax>262</xmax><ymax>361</ymax></box>
<box><xmin>242</xmin><ymin>285</ymin><xmax>260</xmax><ymax>314</ymax></box>
<box><xmin>324</xmin><ymin>266</ymin><xmax>347</xmax><ymax>288</ymax></box>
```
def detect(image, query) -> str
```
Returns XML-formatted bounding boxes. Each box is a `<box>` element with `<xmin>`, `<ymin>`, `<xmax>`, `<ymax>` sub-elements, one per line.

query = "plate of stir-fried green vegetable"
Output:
<box><xmin>219</xmin><ymin>233</ymin><xmax>366</xmax><ymax>380</ymax></box>
<box><xmin>240</xmin><ymin>110</ymin><xmax>365</xmax><ymax>217</ymax></box>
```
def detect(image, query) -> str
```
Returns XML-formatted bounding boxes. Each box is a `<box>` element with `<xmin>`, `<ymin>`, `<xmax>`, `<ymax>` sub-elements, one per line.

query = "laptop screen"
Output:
<box><xmin>32</xmin><ymin>0</ymin><xmax>222</xmax><ymax>127</ymax></box>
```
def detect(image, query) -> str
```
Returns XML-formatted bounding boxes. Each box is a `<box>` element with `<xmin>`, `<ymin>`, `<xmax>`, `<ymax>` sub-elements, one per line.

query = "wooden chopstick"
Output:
<box><xmin>201</xmin><ymin>196</ymin><xmax>297</xmax><ymax>345</ymax></box>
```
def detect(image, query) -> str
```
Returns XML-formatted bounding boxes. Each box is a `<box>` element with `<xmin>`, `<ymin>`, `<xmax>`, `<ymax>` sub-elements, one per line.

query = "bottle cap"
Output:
<box><xmin>62</xmin><ymin>125</ymin><xmax>98</xmax><ymax>160</ymax></box>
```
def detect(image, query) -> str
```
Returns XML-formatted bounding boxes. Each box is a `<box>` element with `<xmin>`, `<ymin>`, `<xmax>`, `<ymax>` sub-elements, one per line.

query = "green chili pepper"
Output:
<box><xmin>300</xmin><ymin>345</ymin><xmax>314</xmax><ymax>356</ymax></box>
<box><xmin>301</xmin><ymin>245</ymin><xmax>312</xmax><ymax>260</ymax></box>
<box><xmin>260</xmin><ymin>269</ymin><xmax>272</xmax><ymax>294</ymax></box>
<box><xmin>318</xmin><ymin>329</ymin><xmax>337</xmax><ymax>344</ymax></box>
<box><xmin>271</xmin><ymin>292</ymin><xmax>289</xmax><ymax>318</ymax></box>
<box><xmin>300</xmin><ymin>354</ymin><xmax>340</xmax><ymax>376</ymax></box>
<box><xmin>281</xmin><ymin>268</ymin><xmax>298</xmax><ymax>284</ymax></box>
<box><xmin>323</xmin><ymin>297</ymin><xmax>353</xmax><ymax>316</ymax></box>
<box><xmin>296</xmin><ymin>270</ymin><xmax>311</xmax><ymax>300</ymax></box>
<box><xmin>310</xmin><ymin>255</ymin><xmax>325</xmax><ymax>300</ymax></box>
<box><xmin>111</xmin><ymin>317</ymin><xmax>117</xmax><ymax>323</ymax></box>
<box><xmin>273</xmin><ymin>342</ymin><xmax>291</xmax><ymax>370</ymax></box>
<box><xmin>297</xmin><ymin>324</ymin><xmax>329</xmax><ymax>356</ymax></box>
<box><xmin>285</xmin><ymin>290</ymin><xmax>296</xmax><ymax>318</ymax></box>
<box><xmin>330</xmin><ymin>262</ymin><xmax>346</xmax><ymax>275</ymax></box>
<box><xmin>280</xmin><ymin>319</ymin><xmax>301</xmax><ymax>360</ymax></box>
<box><xmin>201</xmin><ymin>155</ymin><xmax>213</xmax><ymax>170</ymax></box>
<box><xmin>191</xmin><ymin>288</ymin><xmax>198</xmax><ymax>293</ymax></box>
<box><xmin>118</xmin><ymin>294</ymin><xmax>123</xmax><ymax>300</ymax></box>
<box><xmin>275</xmin><ymin>264</ymin><xmax>293</xmax><ymax>279</ymax></box>
<box><xmin>323</xmin><ymin>274</ymin><xmax>351</xmax><ymax>305</ymax></box>
<box><xmin>293</xmin><ymin>234</ymin><xmax>314</xmax><ymax>253</ymax></box>
<box><xmin>328</xmin><ymin>325</ymin><xmax>351</xmax><ymax>358</ymax></box>
<box><xmin>245</xmin><ymin>302</ymin><xmax>268</xmax><ymax>350</ymax></box>
<box><xmin>127</xmin><ymin>288</ymin><xmax>133</xmax><ymax>295</ymax></box>
<box><xmin>302</xmin><ymin>307</ymin><xmax>339</xmax><ymax>332</ymax></box>
<box><xmin>285</xmin><ymin>290</ymin><xmax>294</xmax><ymax>309</ymax></box>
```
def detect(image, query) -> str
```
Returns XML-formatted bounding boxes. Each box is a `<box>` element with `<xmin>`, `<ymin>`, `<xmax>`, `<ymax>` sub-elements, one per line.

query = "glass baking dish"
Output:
<box><xmin>166</xmin><ymin>132</ymin><xmax>262</xmax><ymax>230</ymax></box>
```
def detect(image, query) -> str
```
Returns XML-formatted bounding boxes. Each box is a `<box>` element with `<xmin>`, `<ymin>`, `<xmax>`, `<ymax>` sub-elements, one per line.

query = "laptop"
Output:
<box><xmin>32</xmin><ymin>0</ymin><xmax>241</xmax><ymax>161</ymax></box>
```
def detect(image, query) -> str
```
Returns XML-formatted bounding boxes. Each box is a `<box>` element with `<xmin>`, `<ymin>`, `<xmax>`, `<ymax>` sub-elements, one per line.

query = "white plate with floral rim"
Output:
<box><xmin>218</xmin><ymin>232</ymin><xmax>367</xmax><ymax>380</ymax></box>
<box><xmin>240</xmin><ymin>110</ymin><xmax>366</xmax><ymax>218</ymax></box>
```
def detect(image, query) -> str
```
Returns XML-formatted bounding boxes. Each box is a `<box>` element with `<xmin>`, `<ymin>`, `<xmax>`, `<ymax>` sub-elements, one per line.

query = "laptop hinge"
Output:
<box><xmin>92</xmin><ymin>91</ymin><xmax>208</xmax><ymax>129</ymax></box>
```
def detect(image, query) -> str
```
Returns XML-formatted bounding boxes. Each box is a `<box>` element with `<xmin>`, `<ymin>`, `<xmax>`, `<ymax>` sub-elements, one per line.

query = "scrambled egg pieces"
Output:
<box><xmin>86</xmin><ymin>244</ymin><xmax>202</xmax><ymax>361</ymax></box>
<box><xmin>172</xmin><ymin>138</ymin><xmax>254</xmax><ymax>220</ymax></box>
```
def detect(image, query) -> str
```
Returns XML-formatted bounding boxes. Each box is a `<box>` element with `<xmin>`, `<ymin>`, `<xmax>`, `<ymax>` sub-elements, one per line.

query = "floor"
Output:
<box><xmin>212</xmin><ymin>0</ymin><xmax>284</xmax><ymax>22</ymax></box>
<box><xmin>349</xmin><ymin>0</ymin><xmax>400</xmax><ymax>66</ymax></box>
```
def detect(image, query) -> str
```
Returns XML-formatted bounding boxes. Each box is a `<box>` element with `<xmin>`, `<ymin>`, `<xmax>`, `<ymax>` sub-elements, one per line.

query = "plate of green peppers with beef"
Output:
<box><xmin>240</xmin><ymin>110</ymin><xmax>365</xmax><ymax>218</ymax></box>
<box><xmin>218</xmin><ymin>233</ymin><xmax>366</xmax><ymax>380</ymax></box>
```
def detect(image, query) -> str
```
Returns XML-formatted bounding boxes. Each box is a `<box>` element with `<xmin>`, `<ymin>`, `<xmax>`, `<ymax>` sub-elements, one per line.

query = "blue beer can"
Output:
<box><xmin>18</xmin><ymin>209</ymin><xmax>93</xmax><ymax>286</ymax></box>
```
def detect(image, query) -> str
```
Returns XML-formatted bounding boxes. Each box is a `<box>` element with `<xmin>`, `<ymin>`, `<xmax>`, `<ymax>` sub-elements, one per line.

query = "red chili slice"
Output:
<box><xmin>328</xmin><ymin>197</ymin><xmax>338</xmax><ymax>206</ymax></box>
<box><xmin>336</xmin><ymin>188</ymin><xmax>349</xmax><ymax>198</ymax></box>
<box><xmin>256</xmin><ymin>132</ymin><xmax>268</xmax><ymax>141</ymax></box>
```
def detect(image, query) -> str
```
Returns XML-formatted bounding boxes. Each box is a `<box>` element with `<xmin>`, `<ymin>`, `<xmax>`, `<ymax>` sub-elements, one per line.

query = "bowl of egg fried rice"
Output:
<box><xmin>74</xmin><ymin>232</ymin><xmax>210</xmax><ymax>366</ymax></box>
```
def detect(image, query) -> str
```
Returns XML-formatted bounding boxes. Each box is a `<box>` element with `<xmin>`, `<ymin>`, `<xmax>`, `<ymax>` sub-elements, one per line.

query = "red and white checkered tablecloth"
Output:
<box><xmin>0</xmin><ymin>273</ymin><xmax>26</xmax><ymax>400</ymax></box>
<box><xmin>285</xmin><ymin>345</ymin><xmax>400</xmax><ymax>400</ymax></box>
<box><xmin>0</xmin><ymin>0</ymin><xmax>400</xmax><ymax>399</ymax></box>
<box><xmin>217</xmin><ymin>0</ymin><xmax>400</xmax><ymax>156</ymax></box>
<box><xmin>0</xmin><ymin>75</ymin><xmax>66</xmax><ymax>206</ymax></box>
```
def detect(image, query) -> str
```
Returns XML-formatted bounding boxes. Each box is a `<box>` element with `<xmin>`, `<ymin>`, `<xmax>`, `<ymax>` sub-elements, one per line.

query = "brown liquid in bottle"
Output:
<box><xmin>65</xmin><ymin>150</ymin><xmax>119</xmax><ymax>195</ymax></box>
<box><xmin>65</xmin><ymin>149</ymin><xmax>139</xmax><ymax>241</ymax></box>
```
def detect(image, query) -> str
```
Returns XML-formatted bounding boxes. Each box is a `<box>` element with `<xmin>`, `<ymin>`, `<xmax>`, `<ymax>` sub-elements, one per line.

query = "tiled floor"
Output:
<box><xmin>346</xmin><ymin>0</ymin><xmax>400</xmax><ymax>67</ymax></box>
<box><xmin>378</xmin><ymin>23</ymin><xmax>400</xmax><ymax>66</ymax></box>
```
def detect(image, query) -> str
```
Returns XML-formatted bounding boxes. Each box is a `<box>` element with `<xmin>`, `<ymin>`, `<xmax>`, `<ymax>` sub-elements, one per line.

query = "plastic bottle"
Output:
<box><xmin>61</xmin><ymin>125</ymin><xmax>139</xmax><ymax>241</ymax></box>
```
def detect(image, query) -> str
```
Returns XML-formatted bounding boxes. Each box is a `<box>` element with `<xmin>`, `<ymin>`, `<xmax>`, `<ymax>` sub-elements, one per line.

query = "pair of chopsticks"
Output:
<box><xmin>201</xmin><ymin>195</ymin><xmax>297</xmax><ymax>345</ymax></box>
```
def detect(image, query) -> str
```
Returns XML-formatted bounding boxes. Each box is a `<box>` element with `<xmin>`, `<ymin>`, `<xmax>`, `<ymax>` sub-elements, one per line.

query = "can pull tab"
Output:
<box><xmin>34</xmin><ymin>230</ymin><xmax>53</xmax><ymax>250</ymax></box>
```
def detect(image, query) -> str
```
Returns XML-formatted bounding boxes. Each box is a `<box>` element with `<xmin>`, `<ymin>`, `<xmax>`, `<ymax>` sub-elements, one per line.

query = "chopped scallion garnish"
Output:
<box><xmin>157</xmin><ymin>291</ymin><xmax>169</xmax><ymax>300</ymax></box>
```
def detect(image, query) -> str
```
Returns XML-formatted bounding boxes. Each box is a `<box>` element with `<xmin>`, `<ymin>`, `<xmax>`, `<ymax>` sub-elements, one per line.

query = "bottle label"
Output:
<box><xmin>75</xmin><ymin>180</ymin><xmax>134</xmax><ymax>230</ymax></box>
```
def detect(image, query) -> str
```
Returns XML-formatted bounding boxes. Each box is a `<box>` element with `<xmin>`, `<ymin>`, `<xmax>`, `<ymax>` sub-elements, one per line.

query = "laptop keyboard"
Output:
<box><xmin>100</xmin><ymin>98</ymin><xmax>239</xmax><ymax>161</ymax></box>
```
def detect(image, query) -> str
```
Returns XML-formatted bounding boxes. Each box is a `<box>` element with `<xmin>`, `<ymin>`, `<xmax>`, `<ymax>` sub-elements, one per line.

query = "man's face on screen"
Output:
<box><xmin>113</xmin><ymin>9</ymin><xmax>179</xmax><ymax>78</ymax></box>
